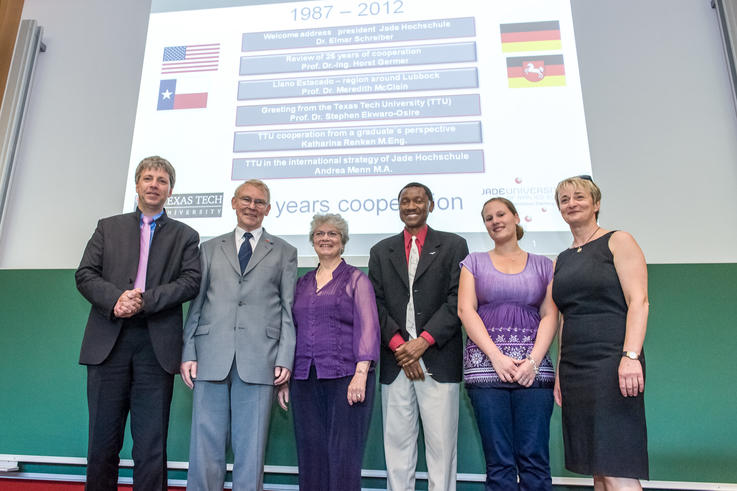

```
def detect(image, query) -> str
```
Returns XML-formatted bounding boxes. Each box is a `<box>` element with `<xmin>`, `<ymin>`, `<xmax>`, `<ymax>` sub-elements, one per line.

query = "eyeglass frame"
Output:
<box><xmin>313</xmin><ymin>230</ymin><xmax>341</xmax><ymax>239</ymax></box>
<box><xmin>237</xmin><ymin>195</ymin><xmax>269</xmax><ymax>208</ymax></box>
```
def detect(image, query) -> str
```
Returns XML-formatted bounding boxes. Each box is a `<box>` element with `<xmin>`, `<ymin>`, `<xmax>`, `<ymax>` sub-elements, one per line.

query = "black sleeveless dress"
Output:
<box><xmin>552</xmin><ymin>231</ymin><xmax>648</xmax><ymax>479</ymax></box>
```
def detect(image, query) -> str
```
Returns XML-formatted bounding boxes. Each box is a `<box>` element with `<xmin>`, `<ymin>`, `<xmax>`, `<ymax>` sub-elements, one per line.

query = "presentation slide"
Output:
<box><xmin>124</xmin><ymin>0</ymin><xmax>592</xmax><ymax>259</ymax></box>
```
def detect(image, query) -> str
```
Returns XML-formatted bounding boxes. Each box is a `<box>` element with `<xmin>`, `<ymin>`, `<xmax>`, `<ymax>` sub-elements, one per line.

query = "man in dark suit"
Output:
<box><xmin>369</xmin><ymin>182</ymin><xmax>469</xmax><ymax>491</ymax></box>
<box><xmin>76</xmin><ymin>156</ymin><xmax>201</xmax><ymax>491</ymax></box>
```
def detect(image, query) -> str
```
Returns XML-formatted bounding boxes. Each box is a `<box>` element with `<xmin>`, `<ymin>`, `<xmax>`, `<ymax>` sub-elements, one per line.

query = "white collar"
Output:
<box><xmin>235</xmin><ymin>226</ymin><xmax>263</xmax><ymax>247</ymax></box>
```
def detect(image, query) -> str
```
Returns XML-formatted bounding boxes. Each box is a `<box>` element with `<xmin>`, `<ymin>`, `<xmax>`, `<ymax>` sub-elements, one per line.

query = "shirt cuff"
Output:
<box><xmin>419</xmin><ymin>331</ymin><xmax>436</xmax><ymax>346</ymax></box>
<box><xmin>388</xmin><ymin>333</ymin><xmax>405</xmax><ymax>352</ymax></box>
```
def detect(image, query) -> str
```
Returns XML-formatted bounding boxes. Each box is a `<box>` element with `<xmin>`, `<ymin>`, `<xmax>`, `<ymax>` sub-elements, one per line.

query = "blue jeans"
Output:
<box><xmin>467</xmin><ymin>386</ymin><xmax>554</xmax><ymax>491</ymax></box>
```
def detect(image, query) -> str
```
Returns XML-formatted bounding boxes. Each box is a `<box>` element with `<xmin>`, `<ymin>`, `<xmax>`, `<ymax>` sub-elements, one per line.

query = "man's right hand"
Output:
<box><xmin>402</xmin><ymin>360</ymin><xmax>425</xmax><ymax>381</ymax></box>
<box><xmin>276</xmin><ymin>383</ymin><xmax>289</xmax><ymax>411</ymax></box>
<box><xmin>180</xmin><ymin>361</ymin><xmax>197</xmax><ymax>389</ymax></box>
<box><xmin>113</xmin><ymin>289</ymin><xmax>143</xmax><ymax>318</ymax></box>
<box><xmin>394</xmin><ymin>337</ymin><xmax>429</xmax><ymax>366</ymax></box>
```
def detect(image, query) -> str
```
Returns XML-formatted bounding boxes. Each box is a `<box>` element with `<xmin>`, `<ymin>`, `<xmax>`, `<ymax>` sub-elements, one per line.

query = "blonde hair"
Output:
<box><xmin>555</xmin><ymin>176</ymin><xmax>601</xmax><ymax>220</ymax></box>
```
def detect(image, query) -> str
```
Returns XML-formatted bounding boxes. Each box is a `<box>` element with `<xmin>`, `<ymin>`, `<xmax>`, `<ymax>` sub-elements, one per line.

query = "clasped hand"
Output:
<box><xmin>490</xmin><ymin>353</ymin><xmax>537</xmax><ymax>387</ymax></box>
<box><xmin>395</xmin><ymin>337</ymin><xmax>429</xmax><ymax>380</ymax></box>
<box><xmin>114</xmin><ymin>289</ymin><xmax>143</xmax><ymax>318</ymax></box>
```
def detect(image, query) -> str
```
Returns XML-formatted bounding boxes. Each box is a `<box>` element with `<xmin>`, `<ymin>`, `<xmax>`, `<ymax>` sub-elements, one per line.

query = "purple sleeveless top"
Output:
<box><xmin>461</xmin><ymin>252</ymin><xmax>554</xmax><ymax>388</ymax></box>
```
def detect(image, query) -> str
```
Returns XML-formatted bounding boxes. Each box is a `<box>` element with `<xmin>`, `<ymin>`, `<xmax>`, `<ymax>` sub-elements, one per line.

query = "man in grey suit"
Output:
<box><xmin>181</xmin><ymin>179</ymin><xmax>297</xmax><ymax>491</ymax></box>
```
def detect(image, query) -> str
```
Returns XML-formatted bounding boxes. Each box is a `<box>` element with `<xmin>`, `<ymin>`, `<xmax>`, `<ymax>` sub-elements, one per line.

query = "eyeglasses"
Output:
<box><xmin>577</xmin><ymin>174</ymin><xmax>593</xmax><ymax>182</ymax></box>
<box><xmin>238</xmin><ymin>196</ymin><xmax>268</xmax><ymax>208</ymax></box>
<box><xmin>314</xmin><ymin>230</ymin><xmax>341</xmax><ymax>239</ymax></box>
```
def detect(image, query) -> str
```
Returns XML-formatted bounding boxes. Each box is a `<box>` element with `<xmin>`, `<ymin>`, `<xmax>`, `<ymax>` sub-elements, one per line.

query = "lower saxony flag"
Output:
<box><xmin>506</xmin><ymin>55</ymin><xmax>566</xmax><ymax>88</ymax></box>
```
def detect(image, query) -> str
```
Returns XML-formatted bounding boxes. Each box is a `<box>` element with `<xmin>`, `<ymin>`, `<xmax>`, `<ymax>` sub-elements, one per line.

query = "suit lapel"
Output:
<box><xmin>414</xmin><ymin>227</ymin><xmax>440</xmax><ymax>282</ymax></box>
<box><xmin>126</xmin><ymin>212</ymin><xmax>142</xmax><ymax>277</ymax></box>
<box><xmin>219</xmin><ymin>232</ymin><xmax>241</xmax><ymax>275</ymax></box>
<box><xmin>146</xmin><ymin>211</ymin><xmax>169</xmax><ymax>273</ymax></box>
<box><xmin>388</xmin><ymin>233</ymin><xmax>409</xmax><ymax>290</ymax></box>
<box><xmin>155</xmin><ymin>212</ymin><xmax>169</xmax><ymax>234</ymax></box>
<box><xmin>244</xmin><ymin>230</ymin><xmax>274</xmax><ymax>275</ymax></box>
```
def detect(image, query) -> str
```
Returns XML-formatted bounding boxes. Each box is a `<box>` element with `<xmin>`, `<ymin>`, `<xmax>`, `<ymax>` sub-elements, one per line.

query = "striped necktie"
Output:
<box><xmin>239</xmin><ymin>232</ymin><xmax>253</xmax><ymax>273</ymax></box>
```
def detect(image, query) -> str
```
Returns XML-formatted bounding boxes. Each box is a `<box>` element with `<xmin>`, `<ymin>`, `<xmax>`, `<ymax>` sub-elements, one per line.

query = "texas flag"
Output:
<box><xmin>157</xmin><ymin>79</ymin><xmax>207</xmax><ymax>110</ymax></box>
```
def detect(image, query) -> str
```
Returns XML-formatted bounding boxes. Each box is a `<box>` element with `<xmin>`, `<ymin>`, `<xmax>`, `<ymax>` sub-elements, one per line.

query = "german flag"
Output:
<box><xmin>500</xmin><ymin>21</ymin><xmax>561</xmax><ymax>53</ymax></box>
<box><xmin>506</xmin><ymin>55</ymin><xmax>565</xmax><ymax>88</ymax></box>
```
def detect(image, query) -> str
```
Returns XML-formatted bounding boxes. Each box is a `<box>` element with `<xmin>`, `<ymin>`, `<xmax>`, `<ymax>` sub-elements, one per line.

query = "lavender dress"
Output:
<box><xmin>461</xmin><ymin>252</ymin><xmax>554</xmax><ymax>388</ymax></box>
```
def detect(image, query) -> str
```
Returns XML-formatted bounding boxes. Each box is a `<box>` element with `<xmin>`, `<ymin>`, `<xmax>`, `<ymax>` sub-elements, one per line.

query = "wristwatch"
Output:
<box><xmin>622</xmin><ymin>350</ymin><xmax>639</xmax><ymax>360</ymax></box>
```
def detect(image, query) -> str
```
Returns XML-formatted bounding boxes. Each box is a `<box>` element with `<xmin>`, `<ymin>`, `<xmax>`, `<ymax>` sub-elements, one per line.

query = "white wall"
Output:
<box><xmin>1</xmin><ymin>0</ymin><xmax>736</xmax><ymax>268</ymax></box>
<box><xmin>0</xmin><ymin>0</ymin><xmax>150</xmax><ymax>268</ymax></box>
<box><xmin>571</xmin><ymin>0</ymin><xmax>737</xmax><ymax>263</ymax></box>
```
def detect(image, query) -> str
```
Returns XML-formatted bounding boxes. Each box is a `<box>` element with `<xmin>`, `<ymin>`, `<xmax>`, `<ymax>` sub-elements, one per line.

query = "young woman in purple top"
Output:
<box><xmin>458</xmin><ymin>197</ymin><xmax>559</xmax><ymax>491</ymax></box>
<box><xmin>277</xmin><ymin>213</ymin><xmax>380</xmax><ymax>491</ymax></box>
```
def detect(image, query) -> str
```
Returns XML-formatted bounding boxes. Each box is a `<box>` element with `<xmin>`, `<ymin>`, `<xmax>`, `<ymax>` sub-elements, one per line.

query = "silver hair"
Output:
<box><xmin>309</xmin><ymin>213</ymin><xmax>349</xmax><ymax>248</ymax></box>
<box><xmin>234</xmin><ymin>179</ymin><xmax>271</xmax><ymax>203</ymax></box>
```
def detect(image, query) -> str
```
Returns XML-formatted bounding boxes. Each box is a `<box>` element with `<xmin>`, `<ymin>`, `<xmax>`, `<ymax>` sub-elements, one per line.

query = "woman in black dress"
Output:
<box><xmin>552</xmin><ymin>176</ymin><xmax>649</xmax><ymax>490</ymax></box>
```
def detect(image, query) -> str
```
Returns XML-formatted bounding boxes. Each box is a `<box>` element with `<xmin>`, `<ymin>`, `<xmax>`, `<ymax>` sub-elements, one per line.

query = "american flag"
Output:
<box><xmin>161</xmin><ymin>43</ymin><xmax>220</xmax><ymax>74</ymax></box>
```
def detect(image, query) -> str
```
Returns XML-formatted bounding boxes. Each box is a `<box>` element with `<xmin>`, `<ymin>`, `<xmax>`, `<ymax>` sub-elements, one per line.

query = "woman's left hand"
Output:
<box><xmin>618</xmin><ymin>357</ymin><xmax>644</xmax><ymax>397</ymax></box>
<box><xmin>513</xmin><ymin>358</ymin><xmax>536</xmax><ymax>387</ymax></box>
<box><xmin>347</xmin><ymin>371</ymin><xmax>367</xmax><ymax>406</ymax></box>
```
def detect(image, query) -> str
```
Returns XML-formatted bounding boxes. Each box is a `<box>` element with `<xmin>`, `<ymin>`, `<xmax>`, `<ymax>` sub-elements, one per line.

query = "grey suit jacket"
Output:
<box><xmin>182</xmin><ymin>228</ymin><xmax>297</xmax><ymax>385</ymax></box>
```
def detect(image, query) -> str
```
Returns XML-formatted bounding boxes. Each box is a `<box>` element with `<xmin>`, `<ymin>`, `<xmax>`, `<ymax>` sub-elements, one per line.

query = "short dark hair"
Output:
<box><xmin>398</xmin><ymin>182</ymin><xmax>433</xmax><ymax>202</ymax></box>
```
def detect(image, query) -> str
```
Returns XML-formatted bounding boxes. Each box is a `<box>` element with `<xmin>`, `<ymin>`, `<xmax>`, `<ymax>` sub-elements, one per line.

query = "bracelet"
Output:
<box><xmin>526</xmin><ymin>355</ymin><xmax>539</xmax><ymax>375</ymax></box>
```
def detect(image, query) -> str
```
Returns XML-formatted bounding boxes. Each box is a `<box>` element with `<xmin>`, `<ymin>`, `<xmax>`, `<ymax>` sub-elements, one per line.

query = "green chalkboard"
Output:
<box><xmin>0</xmin><ymin>264</ymin><xmax>735</xmax><ymax>489</ymax></box>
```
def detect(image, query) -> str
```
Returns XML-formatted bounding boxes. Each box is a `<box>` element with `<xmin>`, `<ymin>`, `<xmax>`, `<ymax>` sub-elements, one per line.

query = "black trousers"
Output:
<box><xmin>291</xmin><ymin>366</ymin><xmax>375</xmax><ymax>491</ymax></box>
<box><xmin>85</xmin><ymin>321</ymin><xmax>174</xmax><ymax>491</ymax></box>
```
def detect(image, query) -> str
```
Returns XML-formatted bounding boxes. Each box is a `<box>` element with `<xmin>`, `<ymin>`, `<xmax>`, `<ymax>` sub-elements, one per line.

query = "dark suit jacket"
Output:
<box><xmin>76</xmin><ymin>209</ymin><xmax>201</xmax><ymax>374</ymax></box>
<box><xmin>368</xmin><ymin>227</ymin><xmax>468</xmax><ymax>384</ymax></box>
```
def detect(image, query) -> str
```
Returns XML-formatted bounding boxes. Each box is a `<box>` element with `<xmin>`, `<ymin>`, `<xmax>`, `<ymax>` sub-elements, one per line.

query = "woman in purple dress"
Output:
<box><xmin>278</xmin><ymin>213</ymin><xmax>380</xmax><ymax>491</ymax></box>
<box><xmin>458</xmin><ymin>197</ymin><xmax>559</xmax><ymax>491</ymax></box>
